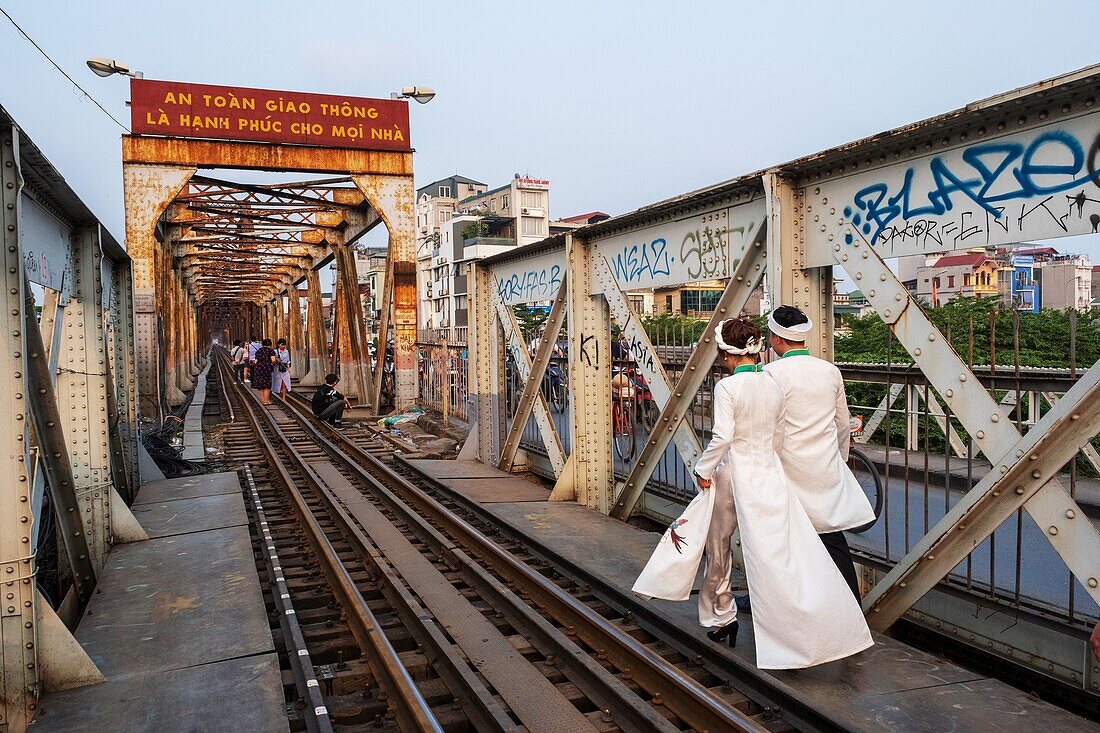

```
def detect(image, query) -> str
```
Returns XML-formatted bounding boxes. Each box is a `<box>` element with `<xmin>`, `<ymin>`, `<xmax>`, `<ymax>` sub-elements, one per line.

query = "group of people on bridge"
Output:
<box><xmin>229</xmin><ymin>336</ymin><xmax>352</xmax><ymax>425</ymax></box>
<box><xmin>230</xmin><ymin>337</ymin><xmax>293</xmax><ymax>404</ymax></box>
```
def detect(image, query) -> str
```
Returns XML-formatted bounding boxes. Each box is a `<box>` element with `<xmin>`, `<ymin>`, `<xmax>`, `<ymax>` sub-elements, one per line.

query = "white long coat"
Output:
<box><xmin>763</xmin><ymin>353</ymin><xmax>875</xmax><ymax>533</ymax></box>
<box><xmin>635</xmin><ymin>370</ymin><xmax>873</xmax><ymax>669</ymax></box>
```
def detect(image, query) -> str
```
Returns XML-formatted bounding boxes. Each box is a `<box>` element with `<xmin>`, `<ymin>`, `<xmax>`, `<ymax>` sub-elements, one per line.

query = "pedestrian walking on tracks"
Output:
<box><xmin>311</xmin><ymin>373</ymin><xmax>351</xmax><ymax>425</ymax></box>
<box><xmin>252</xmin><ymin>338</ymin><xmax>277</xmax><ymax>405</ymax></box>
<box><xmin>273</xmin><ymin>338</ymin><xmax>292</xmax><ymax>398</ymax></box>
<box><xmin>633</xmin><ymin>317</ymin><xmax>873</xmax><ymax>669</ymax></box>
<box><xmin>230</xmin><ymin>339</ymin><xmax>247</xmax><ymax>383</ymax></box>
<box><xmin>247</xmin><ymin>334</ymin><xmax>262</xmax><ymax>383</ymax></box>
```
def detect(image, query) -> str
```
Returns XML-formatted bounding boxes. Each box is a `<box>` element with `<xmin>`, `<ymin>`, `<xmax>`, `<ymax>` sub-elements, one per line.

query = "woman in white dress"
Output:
<box><xmin>633</xmin><ymin>318</ymin><xmax>873</xmax><ymax>669</ymax></box>
<box><xmin>272</xmin><ymin>338</ymin><xmax>293</xmax><ymax>398</ymax></box>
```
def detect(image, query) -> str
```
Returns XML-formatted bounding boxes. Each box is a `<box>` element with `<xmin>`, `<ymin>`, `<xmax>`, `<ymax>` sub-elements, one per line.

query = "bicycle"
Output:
<box><xmin>543</xmin><ymin>361</ymin><xmax>569</xmax><ymax>414</ymax></box>
<box><xmin>611</xmin><ymin>375</ymin><xmax>638</xmax><ymax>461</ymax></box>
<box><xmin>846</xmin><ymin>415</ymin><xmax>883</xmax><ymax>534</ymax></box>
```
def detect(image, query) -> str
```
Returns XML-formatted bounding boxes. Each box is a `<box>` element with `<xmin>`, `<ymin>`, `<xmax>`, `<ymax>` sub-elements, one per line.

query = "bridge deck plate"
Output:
<box><xmin>31</xmin><ymin>473</ymin><xmax>284</xmax><ymax>732</ymax></box>
<box><xmin>410</xmin><ymin>458</ymin><xmax>1099</xmax><ymax>733</ymax></box>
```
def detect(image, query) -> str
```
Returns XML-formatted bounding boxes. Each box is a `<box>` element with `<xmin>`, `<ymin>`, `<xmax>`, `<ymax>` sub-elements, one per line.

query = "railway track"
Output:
<box><xmin>207</xmin><ymin>351</ymin><xmax>834</xmax><ymax>732</ymax></box>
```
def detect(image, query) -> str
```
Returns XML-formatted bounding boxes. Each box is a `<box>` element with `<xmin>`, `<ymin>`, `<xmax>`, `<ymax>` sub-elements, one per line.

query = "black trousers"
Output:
<box><xmin>316</xmin><ymin>400</ymin><xmax>345</xmax><ymax>424</ymax></box>
<box><xmin>819</xmin><ymin>531</ymin><xmax>861</xmax><ymax>601</ymax></box>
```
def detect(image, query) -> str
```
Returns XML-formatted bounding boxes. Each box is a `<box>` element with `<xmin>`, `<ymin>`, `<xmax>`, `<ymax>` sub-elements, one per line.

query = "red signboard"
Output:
<box><xmin>130</xmin><ymin>79</ymin><xmax>410</xmax><ymax>151</ymax></box>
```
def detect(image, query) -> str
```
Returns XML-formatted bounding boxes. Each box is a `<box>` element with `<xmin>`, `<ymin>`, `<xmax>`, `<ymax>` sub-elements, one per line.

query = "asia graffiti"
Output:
<box><xmin>625</xmin><ymin>333</ymin><xmax>657</xmax><ymax>372</ymax></box>
<box><xmin>847</xmin><ymin>130</ymin><xmax>1100</xmax><ymax>249</ymax></box>
<box><xmin>496</xmin><ymin>264</ymin><xmax>562</xmax><ymax>305</ymax></box>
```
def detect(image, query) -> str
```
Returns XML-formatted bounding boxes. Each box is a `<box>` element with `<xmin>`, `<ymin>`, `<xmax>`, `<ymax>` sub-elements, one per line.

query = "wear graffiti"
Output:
<box><xmin>609</xmin><ymin>238</ymin><xmax>671</xmax><ymax>284</ymax></box>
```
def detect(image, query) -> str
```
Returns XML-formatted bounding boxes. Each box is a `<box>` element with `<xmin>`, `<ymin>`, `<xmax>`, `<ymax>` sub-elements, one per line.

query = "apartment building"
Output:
<box><xmin>416</xmin><ymin>175</ymin><xmax>489</xmax><ymax>329</ymax></box>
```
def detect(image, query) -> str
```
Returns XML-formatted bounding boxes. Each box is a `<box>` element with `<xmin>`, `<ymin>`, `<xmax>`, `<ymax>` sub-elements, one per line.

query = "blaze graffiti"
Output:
<box><xmin>846</xmin><ymin>130</ymin><xmax>1100</xmax><ymax>250</ymax></box>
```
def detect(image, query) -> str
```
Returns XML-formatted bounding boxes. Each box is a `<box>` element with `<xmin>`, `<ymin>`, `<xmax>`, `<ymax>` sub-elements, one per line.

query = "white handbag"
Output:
<box><xmin>632</xmin><ymin>485</ymin><xmax>716</xmax><ymax>601</ymax></box>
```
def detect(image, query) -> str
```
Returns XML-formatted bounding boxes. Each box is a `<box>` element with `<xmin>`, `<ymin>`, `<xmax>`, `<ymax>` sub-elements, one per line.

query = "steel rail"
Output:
<box><xmin>214</xmin><ymin>352</ymin><xmax>513</xmax><ymax>732</ymax></box>
<box><xmin>277</xmin><ymin>392</ymin><xmax>772</xmax><ymax>733</ymax></box>
<box><xmin>396</xmin><ymin>452</ymin><xmax>849</xmax><ymax>733</ymax></box>
<box><xmin>217</xmin><ymin>355</ymin><xmax>444</xmax><ymax>733</ymax></box>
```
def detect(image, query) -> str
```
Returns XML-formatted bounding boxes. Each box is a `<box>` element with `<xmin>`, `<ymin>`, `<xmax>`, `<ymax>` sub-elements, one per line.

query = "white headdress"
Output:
<box><xmin>767</xmin><ymin>310</ymin><xmax>813</xmax><ymax>341</ymax></box>
<box><xmin>714</xmin><ymin>319</ymin><xmax>763</xmax><ymax>355</ymax></box>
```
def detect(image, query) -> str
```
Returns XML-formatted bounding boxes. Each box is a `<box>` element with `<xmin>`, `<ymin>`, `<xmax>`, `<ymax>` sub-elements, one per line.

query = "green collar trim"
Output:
<box><xmin>782</xmin><ymin>348</ymin><xmax>810</xmax><ymax>358</ymax></box>
<box><xmin>733</xmin><ymin>364</ymin><xmax>761</xmax><ymax>375</ymax></box>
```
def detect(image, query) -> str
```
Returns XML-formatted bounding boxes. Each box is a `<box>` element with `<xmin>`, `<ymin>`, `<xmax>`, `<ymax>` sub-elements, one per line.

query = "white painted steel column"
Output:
<box><xmin>469</xmin><ymin>261</ymin><xmax>501</xmax><ymax>463</ymax></box>
<box><xmin>567</xmin><ymin>235</ymin><xmax>614</xmax><ymax>513</ymax></box>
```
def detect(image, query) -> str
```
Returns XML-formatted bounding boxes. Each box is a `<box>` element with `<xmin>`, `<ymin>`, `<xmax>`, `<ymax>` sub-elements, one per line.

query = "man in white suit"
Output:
<box><xmin>762</xmin><ymin>305</ymin><xmax>875</xmax><ymax>600</ymax></box>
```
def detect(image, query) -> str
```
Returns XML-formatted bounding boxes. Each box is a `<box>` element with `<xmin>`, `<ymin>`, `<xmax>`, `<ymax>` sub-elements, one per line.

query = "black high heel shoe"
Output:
<box><xmin>706</xmin><ymin>620</ymin><xmax>739</xmax><ymax>647</ymax></box>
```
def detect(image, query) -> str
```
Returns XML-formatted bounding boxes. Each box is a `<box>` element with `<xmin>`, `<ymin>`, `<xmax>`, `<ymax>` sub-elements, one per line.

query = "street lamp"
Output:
<box><xmin>86</xmin><ymin>57</ymin><xmax>143</xmax><ymax>79</ymax></box>
<box><xmin>1065</xmin><ymin>276</ymin><xmax>1080</xmax><ymax>311</ymax></box>
<box><xmin>390</xmin><ymin>86</ymin><xmax>435</xmax><ymax>104</ymax></box>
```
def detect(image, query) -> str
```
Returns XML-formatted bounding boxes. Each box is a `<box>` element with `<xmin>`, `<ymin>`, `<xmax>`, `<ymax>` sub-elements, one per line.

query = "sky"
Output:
<box><xmin>2</xmin><ymin>1</ymin><xmax>1100</xmax><ymax>277</ymax></box>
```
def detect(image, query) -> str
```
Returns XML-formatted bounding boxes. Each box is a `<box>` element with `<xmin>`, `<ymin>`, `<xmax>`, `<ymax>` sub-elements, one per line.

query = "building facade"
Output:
<box><xmin>915</xmin><ymin>251</ymin><xmax>999</xmax><ymax>305</ymax></box>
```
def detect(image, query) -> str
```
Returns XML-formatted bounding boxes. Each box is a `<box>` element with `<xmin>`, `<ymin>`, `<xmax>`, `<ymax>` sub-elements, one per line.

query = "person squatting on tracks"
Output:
<box><xmin>312</xmin><ymin>373</ymin><xmax>351</xmax><ymax>426</ymax></box>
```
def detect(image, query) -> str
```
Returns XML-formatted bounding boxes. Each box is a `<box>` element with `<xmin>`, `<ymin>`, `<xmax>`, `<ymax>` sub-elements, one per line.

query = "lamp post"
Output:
<box><xmin>390</xmin><ymin>86</ymin><xmax>436</xmax><ymax>104</ymax></box>
<box><xmin>86</xmin><ymin>57</ymin><xmax>143</xmax><ymax>79</ymax></box>
<box><xmin>1065</xmin><ymin>275</ymin><xmax>1080</xmax><ymax>312</ymax></box>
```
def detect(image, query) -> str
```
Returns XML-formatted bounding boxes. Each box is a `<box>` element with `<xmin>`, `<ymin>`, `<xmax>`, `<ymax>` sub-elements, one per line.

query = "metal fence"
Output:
<box><xmin>505</xmin><ymin>302</ymin><xmax>1100</xmax><ymax>633</ymax></box>
<box><xmin>416</xmin><ymin>341</ymin><xmax>470</xmax><ymax>421</ymax></box>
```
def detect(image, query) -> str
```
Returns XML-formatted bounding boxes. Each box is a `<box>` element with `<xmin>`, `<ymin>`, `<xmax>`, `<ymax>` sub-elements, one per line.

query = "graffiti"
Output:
<box><xmin>496</xmin><ymin>265</ymin><xmax>562</xmax><ymax>305</ymax></box>
<box><xmin>625</xmin><ymin>334</ymin><xmax>656</xmax><ymax>372</ymax></box>
<box><xmin>579</xmin><ymin>333</ymin><xmax>599</xmax><ymax>370</ymax></box>
<box><xmin>609</xmin><ymin>237</ymin><xmax>672</xmax><ymax>284</ymax></box>
<box><xmin>847</xmin><ymin>130</ymin><xmax>1100</xmax><ymax>249</ymax></box>
<box><xmin>23</xmin><ymin>249</ymin><xmax>52</xmax><ymax>288</ymax></box>
<box><xmin>680</xmin><ymin>225</ymin><xmax>731</xmax><ymax>280</ymax></box>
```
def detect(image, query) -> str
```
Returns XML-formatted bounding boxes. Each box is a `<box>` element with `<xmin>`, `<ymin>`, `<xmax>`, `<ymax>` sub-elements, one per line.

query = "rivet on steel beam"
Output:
<box><xmin>1088</xmin><ymin>578</ymin><xmax>1098</xmax><ymax>588</ymax></box>
<box><xmin>914</xmin><ymin>348</ymin><xmax>922</xmax><ymax>356</ymax></box>
<box><xmin>1049</xmin><ymin>526</ymin><xmax>1059</xmax><ymax>535</ymax></box>
<box><xmin>959</xmin><ymin>373</ymin><xmax>967</xmax><ymax>382</ymax></box>
<box><xmin>1030</xmin><ymin>454</ymin><xmax>1038</xmax><ymax>461</ymax></box>
<box><xmin>1016</xmin><ymin>486</ymin><xmax>1025</xmax><ymax>494</ymax></box>
<box><xmin>945</xmin><ymin>389</ymin><xmax>954</xmax><ymax>398</ymax></box>
<box><xmin>976</xmin><ymin>430</ymin><xmax>985</xmax><ymax>439</ymax></box>
<box><xmin>1071</xmin><ymin>413</ymin><xmax>1081</xmax><ymax>421</ymax></box>
<box><xmin>991</xmin><ymin>414</ymin><xmax>1000</xmax><ymax>423</ymax></box>
<box><xmin>1066</xmin><ymin>509</ymin><xmax>1076</xmax><ymax>519</ymax></box>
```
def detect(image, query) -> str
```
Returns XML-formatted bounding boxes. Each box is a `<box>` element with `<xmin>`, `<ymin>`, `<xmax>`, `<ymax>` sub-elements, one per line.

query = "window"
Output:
<box><xmin>521</xmin><ymin>191</ymin><xmax>544</xmax><ymax>209</ymax></box>
<box><xmin>628</xmin><ymin>295</ymin><xmax>645</xmax><ymax>314</ymax></box>
<box><xmin>964</xmin><ymin>274</ymin><xmax>972</xmax><ymax>286</ymax></box>
<box><xmin>521</xmin><ymin>216</ymin><xmax>544</xmax><ymax>236</ymax></box>
<box><xmin>439</xmin><ymin>185</ymin><xmax>451</xmax><ymax>197</ymax></box>
<box><xmin>490</xmin><ymin>198</ymin><xmax>496</xmax><ymax>212</ymax></box>
<box><xmin>437</xmin><ymin>210</ymin><xmax>450</xmax><ymax>223</ymax></box>
<box><xmin>680</xmin><ymin>289</ymin><xmax>722</xmax><ymax>314</ymax></box>
<box><xmin>947</xmin><ymin>275</ymin><xmax>955</xmax><ymax>288</ymax></box>
<box><xmin>932</xmin><ymin>277</ymin><xmax>940</xmax><ymax>288</ymax></box>
<box><xmin>501</xmin><ymin>194</ymin><xmax>509</xmax><ymax>211</ymax></box>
